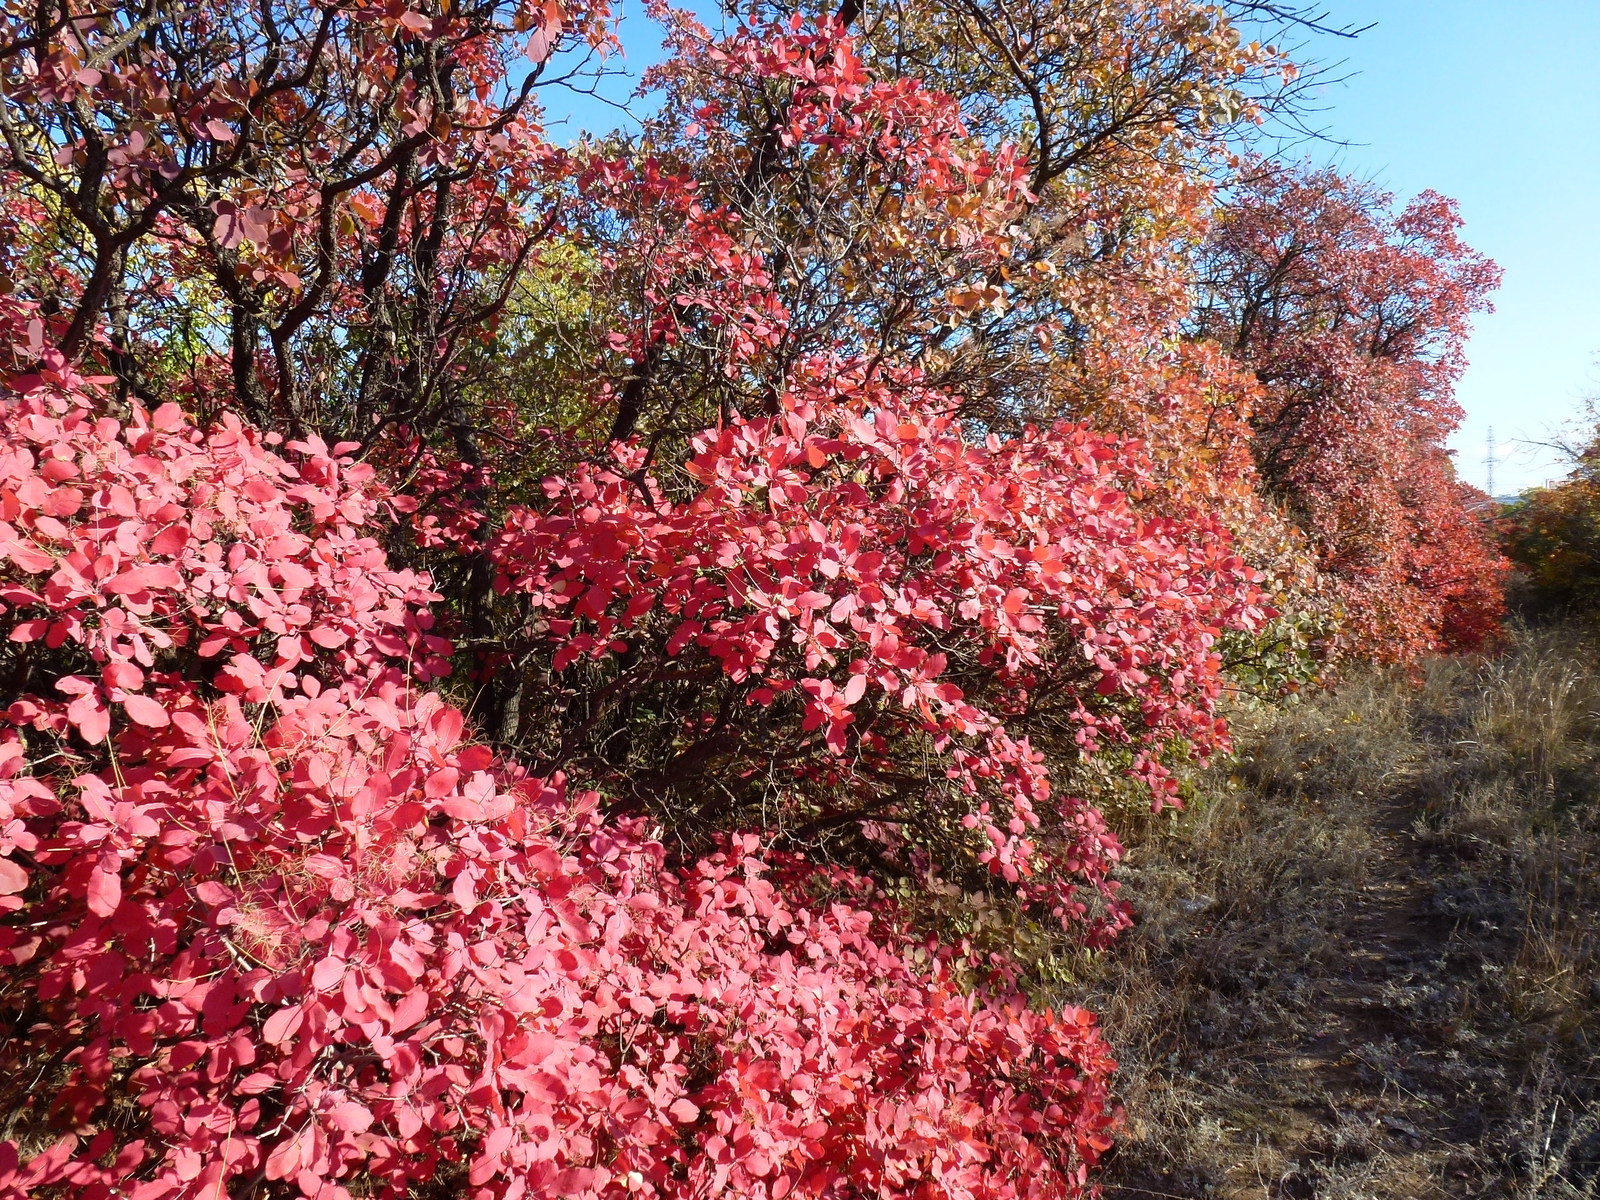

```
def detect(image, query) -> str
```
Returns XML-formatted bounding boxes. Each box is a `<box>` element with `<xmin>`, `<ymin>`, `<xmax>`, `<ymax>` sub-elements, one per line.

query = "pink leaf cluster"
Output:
<box><xmin>0</xmin><ymin>367</ymin><xmax>1116</xmax><ymax>1199</ymax></box>
<box><xmin>493</xmin><ymin>359</ymin><xmax>1267</xmax><ymax>933</ymax></box>
<box><xmin>0</xmin><ymin>352</ymin><xmax>450</xmax><ymax>751</ymax></box>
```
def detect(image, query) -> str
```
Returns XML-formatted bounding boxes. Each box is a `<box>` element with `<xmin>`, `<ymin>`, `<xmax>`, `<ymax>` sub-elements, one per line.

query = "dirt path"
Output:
<box><xmin>1085</xmin><ymin>666</ymin><xmax>1599</xmax><ymax>1200</ymax></box>
<box><xmin>1099</xmin><ymin>779</ymin><xmax>1491</xmax><ymax>1200</ymax></box>
<box><xmin>1220</xmin><ymin>796</ymin><xmax>1466</xmax><ymax>1200</ymax></box>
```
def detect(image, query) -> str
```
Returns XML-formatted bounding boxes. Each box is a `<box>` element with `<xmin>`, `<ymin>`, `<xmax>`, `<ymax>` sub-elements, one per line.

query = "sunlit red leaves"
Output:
<box><xmin>1196</xmin><ymin>165</ymin><xmax>1505</xmax><ymax>661</ymax></box>
<box><xmin>0</xmin><ymin>360</ymin><xmax>1117</xmax><ymax>1199</ymax></box>
<box><xmin>0</xmin><ymin>352</ymin><xmax>450</xmax><ymax>754</ymax></box>
<box><xmin>492</xmin><ymin>356</ymin><xmax>1267</xmax><ymax>933</ymax></box>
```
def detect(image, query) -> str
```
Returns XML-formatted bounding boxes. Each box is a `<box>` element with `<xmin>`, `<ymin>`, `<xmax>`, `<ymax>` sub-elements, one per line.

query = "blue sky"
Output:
<box><xmin>542</xmin><ymin>2</ymin><xmax>1600</xmax><ymax>495</ymax></box>
<box><xmin>536</xmin><ymin>3</ymin><xmax>686</xmax><ymax>139</ymax></box>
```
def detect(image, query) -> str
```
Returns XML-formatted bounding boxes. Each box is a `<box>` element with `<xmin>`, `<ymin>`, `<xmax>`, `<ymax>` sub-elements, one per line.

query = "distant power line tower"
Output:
<box><xmin>1485</xmin><ymin>426</ymin><xmax>1496</xmax><ymax>498</ymax></box>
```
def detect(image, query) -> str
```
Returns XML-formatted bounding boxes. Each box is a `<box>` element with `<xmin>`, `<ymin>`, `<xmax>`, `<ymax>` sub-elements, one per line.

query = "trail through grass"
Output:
<box><xmin>1087</xmin><ymin>628</ymin><xmax>1600</xmax><ymax>1199</ymax></box>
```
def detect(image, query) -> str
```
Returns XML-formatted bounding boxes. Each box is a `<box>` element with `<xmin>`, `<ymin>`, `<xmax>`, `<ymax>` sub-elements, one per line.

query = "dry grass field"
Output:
<box><xmin>1080</xmin><ymin>626</ymin><xmax>1600</xmax><ymax>1199</ymax></box>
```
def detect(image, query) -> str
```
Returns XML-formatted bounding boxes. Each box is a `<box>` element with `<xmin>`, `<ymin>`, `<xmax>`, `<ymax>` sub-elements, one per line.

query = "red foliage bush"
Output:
<box><xmin>0</xmin><ymin>361</ymin><xmax>1117</xmax><ymax>1199</ymax></box>
<box><xmin>493</xmin><ymin>360</ymin><xmax>1268</xmax><ymax>934</ymax></box>
<box><xmin>1195</xmin><ymin>166</ymin><xmax>1506</xmax><ymax>660</ymax></box>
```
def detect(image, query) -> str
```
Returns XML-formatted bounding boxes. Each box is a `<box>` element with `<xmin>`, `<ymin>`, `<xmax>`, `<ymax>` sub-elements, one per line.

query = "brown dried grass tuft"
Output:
<box><xmin>1077</xmin><ymin>626</ymin><xmax>1600</xmax><ymax>1199</ymax></box>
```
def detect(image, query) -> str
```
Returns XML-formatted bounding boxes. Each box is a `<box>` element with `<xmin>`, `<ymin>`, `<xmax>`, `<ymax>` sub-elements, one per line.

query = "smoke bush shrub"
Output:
<box><xmin>0</xmin><ymin>362</ymin><xmax>1116</xmax><ymax>1199</ymax></box>
<box><xmin>493</xmin><ymin>362</ymin><xmax>1268</xmax><ymax>937</ymax></box>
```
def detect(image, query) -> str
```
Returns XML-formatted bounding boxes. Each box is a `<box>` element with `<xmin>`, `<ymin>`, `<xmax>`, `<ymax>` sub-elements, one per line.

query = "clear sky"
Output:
<box><xmin>542</xmin><ymin>2</ymin><xmax>1600</xmax><ymax>496</ymax></box>
<box><xmin>1301</xmin><ymin>0</ymin><xmax>1600</xmax><ymax>495</ymax></box>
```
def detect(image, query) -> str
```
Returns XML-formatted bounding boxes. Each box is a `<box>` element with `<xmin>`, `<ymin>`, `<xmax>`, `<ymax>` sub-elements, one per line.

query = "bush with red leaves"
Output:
<box><xmin>492</xmin><ymin>359</ymin><xmax>1268</xmax><ymax>937</ymax></box>
<box><xmin>0</xmin><ymin>362</ymin><xmax>1116</xmax><ymax>1199</ymax></box>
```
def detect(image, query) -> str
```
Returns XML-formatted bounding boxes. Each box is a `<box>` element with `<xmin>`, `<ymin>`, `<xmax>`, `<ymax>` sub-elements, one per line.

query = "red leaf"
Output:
<box><xmin>262</xmin><ymin>1004</ymin><xmax>304</xmax><ymax>1046</ymax></box>
<box><xmin>392</xmin><ymin>989</ymin><xmax>429</xmax><ymax>1032</ymax></box>
<box><xmin>120</xmin><ymin>693</ymin><xmax>170</xmax><ymax>727</ymax></box>
<box><xmin>67</xmin><ymin>694</ymin><xmax>110</xmax><ymax>743</ymax></box>
<box><xmin>103</xmin><ymin>565</ymin><xmax>183</xmax><ymax>595</ymax></box>
<box><xmin>312</xmin><ymin>958</ymin><xmax>345</xmax><ymax>992</ymax></box>
<box><xmin>86</xmin><ymin>856</ymin><xmax>121</xmax><ymax>917</ymax></box>
<box><xmin>326</xmin><ymin>1102</ymin><xmax>373</xmax><ymax>1134</ymax></box>
<box><xmin>2</xmin><ymin>538</ymin><xmax>52</xmax><ymax>573</ymax></box>
<box><xmin>0</xmin><ymin>858</ymin><xmax>27</xmax><ymax>895</ymax></box>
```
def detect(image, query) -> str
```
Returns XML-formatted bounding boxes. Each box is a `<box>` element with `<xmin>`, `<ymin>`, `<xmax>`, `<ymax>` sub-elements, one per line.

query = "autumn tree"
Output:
<box><xmin>1502</xmin><ymin>414</ymin><xmax>1600</xmax><ymax>619</ymax></box>
<box><xmin>0</xmin><ymin>0</ymin><xmax>617</xmax><ymax>438</ymax></box>
<box><xmin>582</xmin><ymin>0</ymin><xmax>1290</xmax><ymax>444</ymax></box>
<box><xmin>1192</xmin><ymin>162</ymin><xmax>1506</xmax><ymax>659</ymax></box>
<box><xmin>466</xmin><ymin>10</ymin><xmax>1274</xmax><ymax>898</ymax></box>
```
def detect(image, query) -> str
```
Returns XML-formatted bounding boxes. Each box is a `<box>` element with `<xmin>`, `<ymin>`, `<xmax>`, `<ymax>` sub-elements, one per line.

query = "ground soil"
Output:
<box><xmin>1084</xmin><ymin>652</ymin><xmax>1600</xmax><ymax>1200</ymax></box>
<box><xmin>1106</xmin><ymin>796</ymin><xmax>1471</xmax><ymax>1199</ymax></box>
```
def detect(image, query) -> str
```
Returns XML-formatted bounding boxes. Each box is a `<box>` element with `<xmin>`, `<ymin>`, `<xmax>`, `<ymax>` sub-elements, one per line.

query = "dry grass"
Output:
<box><xmin>1076</xmin><ymin>626</ymin><xmax>1600</xmax><ymax>1199</ymax></box>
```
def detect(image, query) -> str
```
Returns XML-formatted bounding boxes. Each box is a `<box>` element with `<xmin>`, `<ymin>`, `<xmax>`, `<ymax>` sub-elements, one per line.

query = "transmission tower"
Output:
<box><xmin>1485</xmin><ymin>426</ymin><xmax>1496</xmax><ymax>498</ymax></box>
